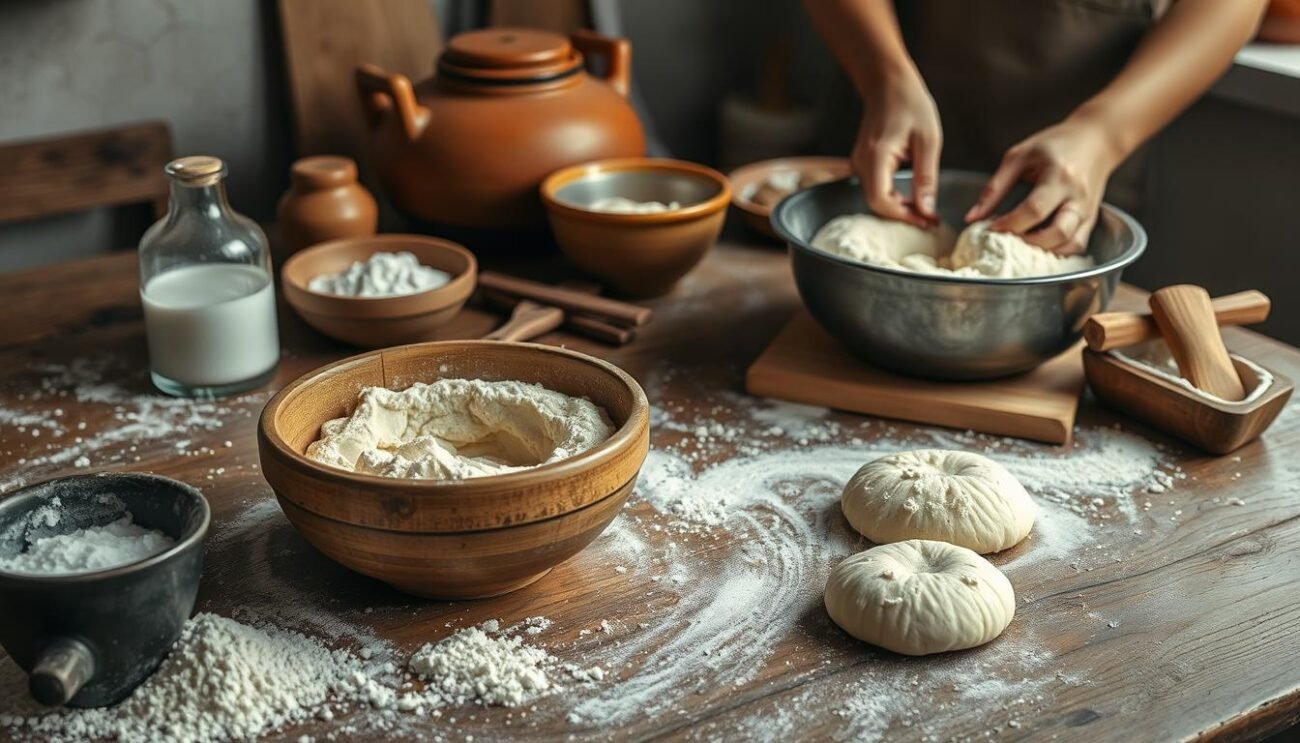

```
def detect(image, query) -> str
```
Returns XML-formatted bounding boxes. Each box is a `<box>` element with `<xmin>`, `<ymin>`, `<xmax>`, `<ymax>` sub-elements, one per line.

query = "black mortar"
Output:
<box><xmin>0</xmin><ymin>473</ymin><xmax>209</xmax><ymax>707</ymax></box>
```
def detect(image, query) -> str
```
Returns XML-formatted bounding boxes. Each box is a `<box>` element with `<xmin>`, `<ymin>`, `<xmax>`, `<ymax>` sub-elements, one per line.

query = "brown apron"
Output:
<box><xmin>896</xmin><ymin>0</ymin><xmax>1172</xmax><ymax>214</ymax></box>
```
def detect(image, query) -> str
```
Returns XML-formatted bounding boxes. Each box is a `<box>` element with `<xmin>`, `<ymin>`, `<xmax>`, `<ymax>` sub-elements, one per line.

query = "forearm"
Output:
<box><xmin>803</xmin><ymin>0</ymin><xmax>919</xmax><ymax>97</ymax></box>
<box><xmin>1070</xmin><ymin>0</ymin><xmax>1267</xmax><ymax>164</ymax></box>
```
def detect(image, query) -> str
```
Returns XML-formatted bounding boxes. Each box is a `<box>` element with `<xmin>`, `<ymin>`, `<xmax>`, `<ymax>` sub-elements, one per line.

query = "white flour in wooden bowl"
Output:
<box><xmin>305</xmin><ymin>379</ymin><xmax>613</xmax><ymax>480</ymax></box>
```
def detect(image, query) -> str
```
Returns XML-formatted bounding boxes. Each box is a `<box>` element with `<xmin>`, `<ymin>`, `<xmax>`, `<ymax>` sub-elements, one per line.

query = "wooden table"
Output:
<box><xmin>1</xmin><ymin>243</ymin><xmax>1298</xmax><ymax>741</ymax></box>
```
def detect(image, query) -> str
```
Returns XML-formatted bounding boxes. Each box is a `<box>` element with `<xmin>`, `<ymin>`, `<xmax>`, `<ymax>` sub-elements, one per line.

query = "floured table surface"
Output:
<box><xmin>1</xmin><ymin>242</ymin><xmax>1299</xmax><ymax>741</ymax></box>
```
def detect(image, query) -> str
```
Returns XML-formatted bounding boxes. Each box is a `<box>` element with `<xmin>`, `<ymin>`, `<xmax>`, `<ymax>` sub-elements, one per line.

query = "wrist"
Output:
<box><xmin>1067</xmin><ymin>102</ymin><xmax>1134</xmax><ymax>169</ymax></box>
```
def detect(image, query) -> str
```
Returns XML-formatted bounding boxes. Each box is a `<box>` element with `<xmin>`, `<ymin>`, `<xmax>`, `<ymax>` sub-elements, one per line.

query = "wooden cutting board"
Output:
<box><xmin>278</xmin><ymin>0</ymin><xmax>441</xmax><ymax>160</ymax></box>
<box><xmin>745</xmin><ymin>311</ymin><xmax>1086</xmax><ymax>445</ymax></box>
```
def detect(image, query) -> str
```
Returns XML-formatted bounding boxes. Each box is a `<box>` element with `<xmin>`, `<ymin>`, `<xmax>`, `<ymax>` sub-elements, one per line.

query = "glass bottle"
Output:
<box><xmin>139</xmin><ymin>156</ymin><xmax>280</xmax><ymax>398</ymax></box>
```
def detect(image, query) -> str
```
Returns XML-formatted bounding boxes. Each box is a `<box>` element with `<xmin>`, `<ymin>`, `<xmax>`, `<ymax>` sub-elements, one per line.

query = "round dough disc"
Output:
<box><xmin>841</xmin><ymin>449</ymin><xmax>1035</xmax><ymax>554</ymax></box>
<box><xmin>824</xmin><ymin>539</ymin><xmax>1015</xmax><ymax>655</ymax></box>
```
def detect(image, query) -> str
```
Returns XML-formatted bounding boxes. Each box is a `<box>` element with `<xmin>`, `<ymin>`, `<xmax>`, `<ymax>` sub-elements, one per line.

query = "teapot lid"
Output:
<box><xmin>439</xmin><ymin>28</ymin><xmax>582</xmax><ymax>84</ymax></box>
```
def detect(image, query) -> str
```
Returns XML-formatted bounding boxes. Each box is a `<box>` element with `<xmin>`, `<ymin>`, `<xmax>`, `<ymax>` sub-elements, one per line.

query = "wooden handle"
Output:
<box><xmin>483</xmin><ymin>300</ymin><xmax>564</xmax><ymax>342</ymax></box>
<box><xmin>354</xmin><ymin>64</ymin><xmax>426</xmax><ymax>141</ymax></box>
<box><xmin>570</xmin><ymin>29</ymin><xmax>632</xmax><ymax>98</ymax></box>
<box><xmin>1084</xmin><ymin>290</ymin><xmax>1271</xmax><ymax>351</ymax></box>
<box><xmin>1149</xmin><ymin>285</ymin><xmax>1246</xmax><ymax>401</ymax></box>
<box><xmin>478</xmin><ymin>272</ymin><xmax>652</xmax><ymax>327</ymax></box>
<box><xmin>478</xmin><ymin>289</ymin><xmax>635</xmax><ymax>345</ymax></box>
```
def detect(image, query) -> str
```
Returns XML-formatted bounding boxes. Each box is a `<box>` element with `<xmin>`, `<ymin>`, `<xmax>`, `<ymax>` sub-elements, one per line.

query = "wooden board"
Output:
<box><xmin>2</xmin><ymin>247</ymin><xmax>1300</xmax><ymax>741</ymax></box>
<box><xmin>0</xmin><ymin>121</ymin><xmax>172</xmax><ymax>224</ymax></box>
<box><xmin>278</xmin><ymin>0</ymin><xmax>441</xmax><ymax>161</ymax></box>
<box><xmin>746</xmin><ymin>310</ymin><xmax>1085</xmax><ymax>445</ymax></box>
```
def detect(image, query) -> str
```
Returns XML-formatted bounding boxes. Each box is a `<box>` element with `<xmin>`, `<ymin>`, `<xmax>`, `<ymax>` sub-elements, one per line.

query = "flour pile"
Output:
<box><xmin>588</xmin><ymin>197</ymin><xmax>681</xmax><ymax>214</ymax></box>
<box><xmin>0</xmin><ymin>514</ymin><xmax>173</xmax><ymax>574</ymax></box>
<box><xmin>307</xmin><ymin>251</ymin><xmax>451</xmax><ymax>298</ymax></box>
<box><xmin>811</xmin><ymin>214</ymin><xmax>1094</xmax><ymax>279</ymax></box>
<box><xmin>306</xmin><ymin>379</ymin><xmax>614</xmax><ymax>480</ymax></box>
<box><xmin>0</xmin><ymin>614</ymin><xmax>597</xmax><ymax>742</ymax></box>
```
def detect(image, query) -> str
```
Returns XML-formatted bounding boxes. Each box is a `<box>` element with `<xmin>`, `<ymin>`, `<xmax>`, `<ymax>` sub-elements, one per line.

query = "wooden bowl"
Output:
<box><xmin>1085</xmin><ymin>348</ymin><xmax>1294</xmax><ymax>454</ymax></box>
<box><xmin>728</xmin><ymin>156</ymin><xmax>851</xmax><ymax>240</ymax></box>
<box><xmin>257</xmin><ymin>340</ymin><xmax>650</xmax><ymax>599</ymax></box>
<box><xmin>540</xmin><ymin>158</ymin><xmax>730</xmax><ymax>298</ymax></box>
<box><xmin>280</xmin><ymin>234</ymin><xmax>477</xmax><ymax>348</ymax></box>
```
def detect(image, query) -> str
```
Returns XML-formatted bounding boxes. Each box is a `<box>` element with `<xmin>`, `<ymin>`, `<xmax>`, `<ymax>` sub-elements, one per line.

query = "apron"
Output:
<box><xmin>895</xmin><ymin>0</ymin><xmax>1172</xmax><ymax>215</ymax></box>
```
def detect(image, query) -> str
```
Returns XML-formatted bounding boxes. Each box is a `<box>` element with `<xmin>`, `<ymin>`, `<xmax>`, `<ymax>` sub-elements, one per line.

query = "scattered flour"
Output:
<box><xmin>0</xmin><ymin>514</ymin><xmax>174</xmax><ymax>574</ymax></box>
<box><xmin>409</xmin><ymin>627</ymin><xmax>554</xmax><ymax>707</ymax></box>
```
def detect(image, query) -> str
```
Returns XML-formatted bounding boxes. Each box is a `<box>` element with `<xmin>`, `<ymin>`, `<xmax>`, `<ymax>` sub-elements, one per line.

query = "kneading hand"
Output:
<box><xmin>964</xmin><ymin>119</ymin><xmax>1122</xmax><ymax>255</ymax></box>
<box><xmin>853</xmin><ymin>70</ymin><xmax>943</xmax><ymax>228</ymax></box>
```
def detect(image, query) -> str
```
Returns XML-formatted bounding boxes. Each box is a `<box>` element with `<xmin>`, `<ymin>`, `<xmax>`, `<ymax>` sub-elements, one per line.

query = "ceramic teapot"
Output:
<box><xmin>355</xmin><ymin>27</ymin><xmax>646</xmax><ymax>232</ymax></box>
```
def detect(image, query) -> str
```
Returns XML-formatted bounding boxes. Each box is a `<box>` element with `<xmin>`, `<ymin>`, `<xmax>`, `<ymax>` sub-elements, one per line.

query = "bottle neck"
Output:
<box><xmin>167</xmin><ymin>180</ymin><xmax>231</xmax><ymax>220</ymax></box>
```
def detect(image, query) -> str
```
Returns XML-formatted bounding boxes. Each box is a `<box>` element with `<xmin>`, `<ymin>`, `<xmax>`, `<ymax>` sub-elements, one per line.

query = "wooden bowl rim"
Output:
<box><xmin>259</xmin><ymin>340</ymin><xmax>651</xmax><ymax>494</ymax></box>
<box><xmin>727</xmin><ymin>156</ymin><xmax>853</xmax><ymax>220</ymax></box>
<box><xmin>281</xmin><ymin>234</ymin><xmax>478</xmax><ymax>319</ymax></box>
<box><xmin>272</xmin><ymin>470</ymin><xmax>639</xmax><ymax>536</ymax></box>
<box><xmin>540</xmin><ymin>157</ymin><xmax>732</xmax><ymax>225</ymax></box>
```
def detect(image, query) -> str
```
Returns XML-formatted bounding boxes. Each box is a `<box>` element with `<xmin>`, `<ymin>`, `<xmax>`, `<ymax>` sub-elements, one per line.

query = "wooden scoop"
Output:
<box><xmin>1084</xmin><ymin>290</ymin><xmax>1270</xmax><ymax>352</ymax></box>
<box><xmin>483</xmin><ymin>300</ymin><xmax>564</xmax><ymax>342</ymax></box>
<box><xmin>1149</xmin><ymin>285</ymin><xmax>1246</xmax><ymax>401</ymax></box>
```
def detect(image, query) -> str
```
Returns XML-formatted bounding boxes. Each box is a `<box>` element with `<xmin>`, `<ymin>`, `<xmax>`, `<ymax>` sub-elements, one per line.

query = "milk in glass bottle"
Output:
<box><xmin>139</xmin><ymin>156</ymin><xmax>279</xmax><ymax>397</ymax></box>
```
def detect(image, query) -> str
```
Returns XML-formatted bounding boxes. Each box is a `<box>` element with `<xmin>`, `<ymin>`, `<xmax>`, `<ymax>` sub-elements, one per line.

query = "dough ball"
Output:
<box><xmin>841</xmin><ymin>449</ymin><xmax>1035</xmax><ymax>554</ymax></box>
<box><xmin>824</xmin><ymin>539</ymin><xmax>1015</xmax><ymax>655</ymax></box>
<box><xmin>810</xmin><ymin>214</ymin><xmax>956</xmax><ymax>269</ymax></box>
<box><xmin>948</xmin><ymin>220</ymin><xmax>1094</xmax><ymax>279</ymax></box>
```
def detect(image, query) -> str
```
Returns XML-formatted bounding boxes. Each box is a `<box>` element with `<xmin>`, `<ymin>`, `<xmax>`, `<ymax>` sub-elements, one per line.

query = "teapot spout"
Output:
<box><xmin>355</xmin><ymin>64</ymin><xmax>429</xmax><ymax>141</ymax></box>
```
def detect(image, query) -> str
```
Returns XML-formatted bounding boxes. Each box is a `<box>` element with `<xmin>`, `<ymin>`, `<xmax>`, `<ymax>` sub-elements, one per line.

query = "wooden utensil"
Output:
<box><xmin>1084</xmin><ymin>350</ymin><xmax>1293</xmax><ymax>454</ymax></box>
<box><xmin>278</xmin><ymin>0</ymin><xmax>440</xmax><ymax>159</ymax></box>
<box><xmin>1149</xmin><ymin>285</ymin><xmax>1247</xmax><ymax>401</ymax></box>
<box><xmin>746</xmin><ymin>312</ymin><xmax>1085</xmax><ymax>445</ymax></box>
<box><xmin>478</xmin><ymin>272</ymin><xmax>653</xmax><ymax>327</ymax></box>
<box><xmin>257</xmin><ymin>340</ymin><xmax>650</xmax><ymax>599</ymax></box>
<box><xmin>478</xmin><ymin>289</ymin><xmax>636</xmax><ymax>346</ymax></box>
<box><xmin>1084</xmin><ymin>290</ymin><xmax>1270</xmax><ymax>352</ymax></box>
<box><xmin>483</xmin><ymin>300</ymin><xmax>565</xmax><ymax>342</ymax></box>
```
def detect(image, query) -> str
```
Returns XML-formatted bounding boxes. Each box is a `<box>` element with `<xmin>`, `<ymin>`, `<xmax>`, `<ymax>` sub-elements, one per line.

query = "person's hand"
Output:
<box><xmin>965</xmin><ymin>119</ymin><xmax>1122</xmax><ymax>255</ymax></box>
<box><xmin>852</xmin><ymin>70</ymin><xmax>942</xmax><ymax>227</ymax></box>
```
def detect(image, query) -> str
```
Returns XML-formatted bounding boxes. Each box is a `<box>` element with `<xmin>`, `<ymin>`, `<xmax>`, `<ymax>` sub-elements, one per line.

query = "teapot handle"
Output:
<box><xmin>355</xmin><ymin>64</ymin><xmax>427</xmax><ymax>141</ymax></box>
<box><xmin>571</xmin><ymin>29</ymin><xmax>631</xmax><ymax>98</ymax></box>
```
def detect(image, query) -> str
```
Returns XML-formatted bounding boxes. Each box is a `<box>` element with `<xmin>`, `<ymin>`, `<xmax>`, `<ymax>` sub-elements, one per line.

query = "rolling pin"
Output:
<box><xmin>1149</xmin><ymin>285</ymin><xmax>1247</xmax><ymax>401</ymax></box>
<box><xmin>1084</xmin><ymin>290</ymin><xmax>1270</xmax><ymax>352</ymax></box>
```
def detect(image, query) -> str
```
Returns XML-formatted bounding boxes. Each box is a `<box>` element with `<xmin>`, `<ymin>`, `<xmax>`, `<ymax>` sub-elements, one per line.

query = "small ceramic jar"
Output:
<box><xmin>276</xmin><ymin>156</ymin><xmax>378</xmax><ymax>257</ymax></box>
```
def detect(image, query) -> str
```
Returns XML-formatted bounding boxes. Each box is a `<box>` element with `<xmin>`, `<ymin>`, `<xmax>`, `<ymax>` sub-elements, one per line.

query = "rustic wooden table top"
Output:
<box><xmin>1</xmin><ymin>242</ymin><xmax>1298</xmax><ymax>742</ymax></box>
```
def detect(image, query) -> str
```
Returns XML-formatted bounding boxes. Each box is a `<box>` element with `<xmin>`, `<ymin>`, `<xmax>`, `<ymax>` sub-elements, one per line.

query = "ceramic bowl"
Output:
<box><xmin>728</xmin><ymin>156</ymin><xmax>851</xmax><ymax>240</ymax></box>
<box><xmin>540</xmin><ymin>158</ymin><xmax>731</xmax><ymax>298</ymax></box>
<box><xmin>257</xmin><ymin>340</ymin><xmax>650</xmax><ymax>599</ymax></box>
<box><xmin>281</xmin><ymin>234</ymin><xmax>477</xmax><ymax>348</ymax></box>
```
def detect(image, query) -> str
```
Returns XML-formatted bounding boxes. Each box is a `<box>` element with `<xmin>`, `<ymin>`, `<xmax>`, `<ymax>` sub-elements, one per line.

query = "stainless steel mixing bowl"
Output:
<box><xmin>772</xmin><ymin>171</ymin><xmax>1147</xmax><ymax>380</ymax></box>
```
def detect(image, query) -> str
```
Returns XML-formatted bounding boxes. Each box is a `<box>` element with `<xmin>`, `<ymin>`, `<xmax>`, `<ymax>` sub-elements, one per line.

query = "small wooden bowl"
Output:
<box><xmin>540</xmin><ymin>158</ymin><xmax>730</xmax><ymax>298</ymax></box>
<box><xmin>257</xmin><ymin>340</ymin><xmax>650</xmax><ymax>599</ymax></box>
<box><xmin>728</xmin><ymin>157</ymin><xmax>851</xmax><ymax>240</ymax></box>
<box><xmin>1085</xmin><ymin>348</ymin><xmax>1294</xmax><ymax>454</ymax></box>
<box><xmin>281</xmin><ymin>234</ymin><xmax>477</xmax><ymax>348</ymax></box>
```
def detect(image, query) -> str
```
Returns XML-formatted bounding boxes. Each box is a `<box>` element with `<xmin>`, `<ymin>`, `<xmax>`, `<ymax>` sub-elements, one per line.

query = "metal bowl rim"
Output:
<box><xmin>772</xmin><ymin>170</ymin><xmax>1147</xmax><ymax>287</ymax></box>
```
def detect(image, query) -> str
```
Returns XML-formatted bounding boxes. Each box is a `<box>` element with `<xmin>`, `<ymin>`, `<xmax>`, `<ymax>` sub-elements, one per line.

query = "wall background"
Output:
<box><xmin>2</xmin><ymin>0</ymin><xmax>1298</xmax><ymax>341</ymax></box>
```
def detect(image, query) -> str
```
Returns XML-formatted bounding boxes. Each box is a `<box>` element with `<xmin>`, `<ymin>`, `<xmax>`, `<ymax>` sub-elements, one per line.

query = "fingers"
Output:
<box><xmin>988</xmin><ymin>181</ymin><xmax>1069</xmax><ymax>235</ymax></box>
<box><xmin>908</xmin><ymin>129</ymin><xmax>942</xmax><ymax>222</ymax></box>
<box><xmin>861</xmin><ymin>147</ymin><xmax>927</xmax><ymax>226</ymax></box>
<box><xmin>965</xmin><ymin>150</ymin><xmax>1024</xmax><ymax>223</ymax></box>
<box><xmin>1025</xmin><ymin>201</ymin><xmax>1085</xmax><ymax>253</ymax></box>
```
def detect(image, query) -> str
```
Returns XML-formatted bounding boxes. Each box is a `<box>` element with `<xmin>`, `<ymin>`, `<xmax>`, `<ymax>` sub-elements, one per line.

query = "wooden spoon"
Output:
<box><xmin>1149</xmin><ymin>285</ymin><xmax>1246</xmax><ymax>401</ymax></box>
<box><xmin>483</xmin><ymin>300</ymin><xmax>564</xmax><ymax>342</ymax></box>
<box><xmin>1084</xmin><ymin>290</ymin><xmax>1270</xmax><ymax>352</ymax></box>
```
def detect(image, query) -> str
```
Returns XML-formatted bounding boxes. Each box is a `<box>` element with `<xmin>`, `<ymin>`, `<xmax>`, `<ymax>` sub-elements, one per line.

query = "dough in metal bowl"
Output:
<box><xmin>824</xmin><ymin>539</ymin><xmax>1015</xmax><ymax>655</ymax></box>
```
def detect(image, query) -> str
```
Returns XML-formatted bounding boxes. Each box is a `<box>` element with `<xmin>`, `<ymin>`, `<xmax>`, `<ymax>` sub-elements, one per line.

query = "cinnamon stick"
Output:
<box><xmin>478</xmin><ymin>272</ymin><xmax>652</xmax><ymax>327</ymax></box>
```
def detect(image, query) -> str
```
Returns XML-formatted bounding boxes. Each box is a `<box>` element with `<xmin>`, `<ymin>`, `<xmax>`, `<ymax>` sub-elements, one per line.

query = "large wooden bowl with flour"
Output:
<box><xmin>257</xmin><ymin>340</ymin><xmax>650</xmax><ymax>599</ymax></box>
